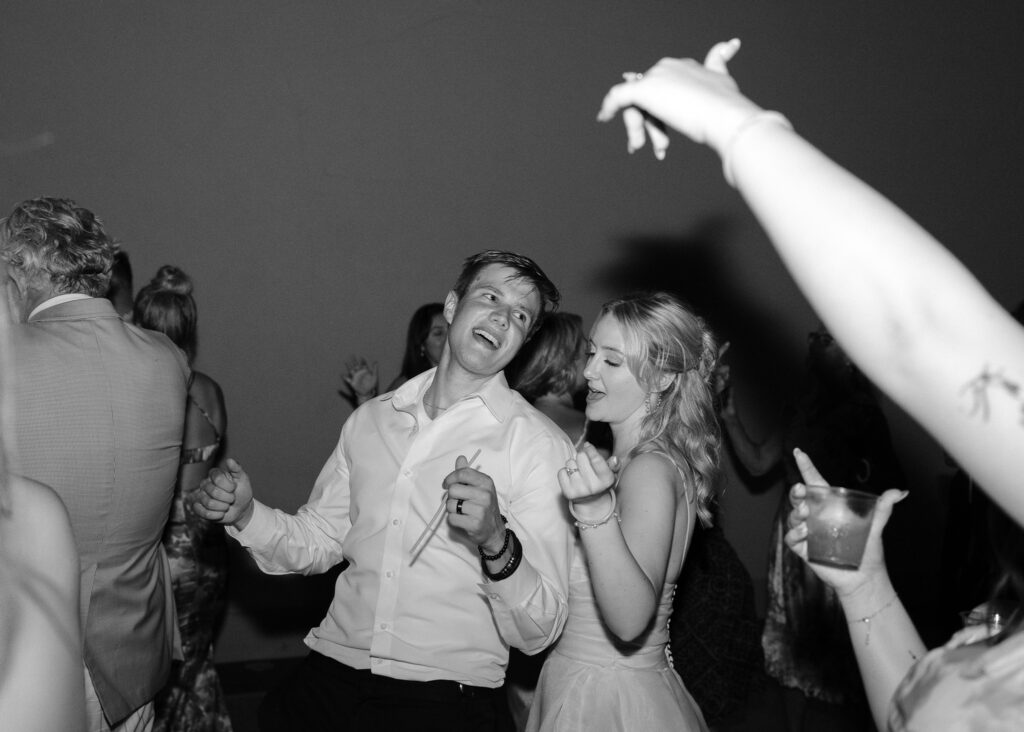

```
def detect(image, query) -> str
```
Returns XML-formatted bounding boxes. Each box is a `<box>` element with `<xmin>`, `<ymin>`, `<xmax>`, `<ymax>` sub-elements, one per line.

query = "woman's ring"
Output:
<box><xmin>622</xmin><ymin>71</ymin><xmax>644</xmax><ymax>82</ymax></box>
<box><xmin>456</xmin><ymin>498</ymin><xmax>465</xmax><ymax>515</ymax></box>
<box><xmin>565</xmin><ymin>467</ymin><xmax>579</xmax><ymax>477</ymax></box>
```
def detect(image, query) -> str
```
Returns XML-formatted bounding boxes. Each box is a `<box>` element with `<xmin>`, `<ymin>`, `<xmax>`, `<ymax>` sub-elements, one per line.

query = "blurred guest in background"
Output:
<box><xmin>339</xmin><ymin>302</ymin><xmax>447</xmax><ymax>407</ymax></box>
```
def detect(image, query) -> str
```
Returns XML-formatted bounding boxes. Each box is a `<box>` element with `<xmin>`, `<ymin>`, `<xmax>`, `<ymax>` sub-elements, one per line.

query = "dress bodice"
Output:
<box><xmin>554</xmin><ymin>544</ymin><xmax>677</xmax><ymax>669</ymax></box>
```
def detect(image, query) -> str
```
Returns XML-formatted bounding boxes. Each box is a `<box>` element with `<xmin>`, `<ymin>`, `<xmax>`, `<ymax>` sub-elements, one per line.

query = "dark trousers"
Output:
<box><xmin>258</xmin><ymin>652</ymin><xmax>509</xmax><ymax>732</ymax></box>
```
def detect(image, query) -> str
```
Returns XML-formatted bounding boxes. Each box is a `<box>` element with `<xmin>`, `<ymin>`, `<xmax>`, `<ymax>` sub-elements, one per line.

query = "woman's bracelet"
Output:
<box><xmin>568</xmin><ymin>489</ymin><xmax>620</xmax><ymax>531</ymax></box>
<box><xmin>482</xmin><ymin>529</ymin><xmax>522</xmax><ymax>581</ymax></box>
<box><xmin>848</xmin><ymin>593</ymin><xmax>898</xmax><ymax>647</ymax></box>
<box><xmin>721</xmin><ymin>110</ymin><xmax>793</xmax><ymax>187</ymax></box>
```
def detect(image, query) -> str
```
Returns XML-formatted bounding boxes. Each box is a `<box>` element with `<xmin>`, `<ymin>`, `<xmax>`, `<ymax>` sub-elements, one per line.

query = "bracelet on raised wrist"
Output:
<box><xmin>721</xmin><ymin>110</ymin><xmax>793</xmax><ymax>187</ymax></box>
<box><xmin>568</xmin><ymin>489</ymin><xmax>619</xmax><ymax>530</ymax></box>
<box><xmin>482</xmin><ymin>529</ymin><xmax>522</xmax><ymax>581</ymax></box>
<box><xmin>478</xmin><ymin>515</ymin><xmax>511</xmax><ymax>561</ymax></box>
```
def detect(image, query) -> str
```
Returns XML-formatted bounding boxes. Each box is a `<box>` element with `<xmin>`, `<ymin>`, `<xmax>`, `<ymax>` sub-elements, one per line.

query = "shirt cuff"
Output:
<box><xmin>225</xmin><ymin>499</ymin><xmax>273</xmax><ymax>545</ymax></box>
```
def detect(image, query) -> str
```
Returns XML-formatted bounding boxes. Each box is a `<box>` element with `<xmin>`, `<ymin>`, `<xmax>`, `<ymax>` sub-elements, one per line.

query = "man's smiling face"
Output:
<box><xmin>443</xmin><ymin>263</ymin><xmax>541</xmax><ymax>380</ymax></box>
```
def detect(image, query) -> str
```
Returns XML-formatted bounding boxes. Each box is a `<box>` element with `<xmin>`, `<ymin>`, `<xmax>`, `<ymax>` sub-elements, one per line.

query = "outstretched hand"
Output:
<box><xmin>191</xmin><ymin>458</ymin><xmax>255</xmax><ymax>529</ymax></box>
<box><xmin>784</xmin><ymin>448</ymin><xmax>908</xmax><ymax>598</ymax></box>
<box><xmin>597</xmin><ymin>39</ymin><xmax>762</xmax><ymax>159</ymax></box>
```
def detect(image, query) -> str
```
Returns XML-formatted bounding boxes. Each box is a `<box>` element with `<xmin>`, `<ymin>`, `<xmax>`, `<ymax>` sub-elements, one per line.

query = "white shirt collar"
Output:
<box><xmin>28</xmin><ymin>293</ymin><xmax>92</xmax><ymax>320</ymax></box>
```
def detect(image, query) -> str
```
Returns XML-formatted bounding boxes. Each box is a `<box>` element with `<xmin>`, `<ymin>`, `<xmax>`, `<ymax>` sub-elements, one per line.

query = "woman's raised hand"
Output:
<box><xmin>340</xmin><ymin>355</ymin><xmax>379</xmax><ymax>404</ymax></box>
<box><xmin>784</xmin><ymin>447</ymin><xmax>908</xmax><ymax>598</ymax></box>
<box><xmin>596</xmin><ymin>39</ymin><xmax>762</xmax><ymax>159</ymax></box>
<box><xmin>559</xmin><ymin>442</ymin><xmax>618</xmax><ymax>520</ymax></box>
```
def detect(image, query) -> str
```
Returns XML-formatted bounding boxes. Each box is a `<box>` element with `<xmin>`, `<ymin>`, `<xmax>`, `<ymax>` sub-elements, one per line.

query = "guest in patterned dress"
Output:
<box><xmin>135</xmin><ymin>265</ymin><xmax>232</xmax><ymax>732</ymax></box>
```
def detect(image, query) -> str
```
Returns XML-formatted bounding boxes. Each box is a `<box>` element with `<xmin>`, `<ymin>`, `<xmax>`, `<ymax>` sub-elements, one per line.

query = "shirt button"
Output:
<box><xmin>380</xmin><ymin>622</ymin><xmax>389</xmax><ymax>630</ymax></box>
<box><xmin>385</xmin><ymin>571</ymin><xmax>394</xmax><ymax>579</ymax></box>
<box><xmin>404</xmin><ymin>469</ymin><xmax>412</xmax><ymax>477</ymax></box>
<box><xmin>392</xmin><ymin>519</ymin><xmax>400</xmax><ymax>526</ymax></box>
<box><xmin>489</xmin><ymin>593</ymin><xmax>500</xmax><ymax>600</ymax></box>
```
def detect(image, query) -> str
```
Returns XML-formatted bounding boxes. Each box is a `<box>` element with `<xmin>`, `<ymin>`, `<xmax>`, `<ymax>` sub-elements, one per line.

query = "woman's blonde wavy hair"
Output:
<box><xmin>600</xmin><ymin>292</ymin><xmax>721</xmax><ymax>526</ymax></box>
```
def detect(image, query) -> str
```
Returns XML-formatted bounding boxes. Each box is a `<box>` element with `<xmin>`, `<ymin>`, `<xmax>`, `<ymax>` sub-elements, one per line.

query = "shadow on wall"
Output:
<box><xmin>594</xmin><ymin>216</ymin><xmax>804</xmax><ymax>406</ymax></box>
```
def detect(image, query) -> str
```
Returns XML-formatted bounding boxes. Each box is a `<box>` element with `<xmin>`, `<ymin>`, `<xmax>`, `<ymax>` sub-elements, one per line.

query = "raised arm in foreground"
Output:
<box><xmin>598</xmin><ymin>41</ymin><xmax>1024</xmax><ymax>525</ymax></box>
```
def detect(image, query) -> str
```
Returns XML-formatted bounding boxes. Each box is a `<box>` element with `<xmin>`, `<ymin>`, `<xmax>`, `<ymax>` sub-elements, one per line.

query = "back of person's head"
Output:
<box><xmin>452</xmin><ymin>251</ymin><xmax>560</xmax><ymax>333</ymax></box>
<box><xmin>133</xmin><ymin>265</ymin><xmax>198</xmax><ymax>362</ymax></box>
<box><xmin>400</xmin><ymin>302</ymin><xmax>445</xmax><ymax>379</ymax></box>
<box><xmin>105</xmin><ymin>250</ymin><xmax>134</xmax><ymax>320</ymax></box>
<box><xmin>601</xmin><ymin>292</ymin><xmax>721</xmax><ymax>526</ymax></box>
<box><xmin>0</xmin><ymin>197</ymin><xmax>114</xmax><ymax>296</ymax></box>
<box><xmin>507</xmin><ymin>312</ymin><xmax>585</xmax><ymax>403</ymax></box>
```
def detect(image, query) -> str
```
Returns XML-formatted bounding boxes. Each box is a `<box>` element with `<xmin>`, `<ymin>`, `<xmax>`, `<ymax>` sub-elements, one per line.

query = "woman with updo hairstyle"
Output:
<box><xmin>134</xmin><ymin>265</ymin><xmax>232</xmax><ymax>732</ymax></box>
<box><xmin>527</xmin><ymin>292</ymin><xmax>720</xmax><ymax>731</ymax></box>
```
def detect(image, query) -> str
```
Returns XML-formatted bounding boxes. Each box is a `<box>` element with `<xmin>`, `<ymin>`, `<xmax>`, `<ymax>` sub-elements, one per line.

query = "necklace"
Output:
<box><xmin>423</xmin><ymin>401</ymin><xmax>449</xmax><ymax>412</ymax></box>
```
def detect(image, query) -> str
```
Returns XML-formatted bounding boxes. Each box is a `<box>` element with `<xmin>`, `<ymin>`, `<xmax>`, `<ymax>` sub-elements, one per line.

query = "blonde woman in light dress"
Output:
<box><xmin>527</xmin><ymin>292</ymin><xmax>720</xmax><ymax>731</ymax></box>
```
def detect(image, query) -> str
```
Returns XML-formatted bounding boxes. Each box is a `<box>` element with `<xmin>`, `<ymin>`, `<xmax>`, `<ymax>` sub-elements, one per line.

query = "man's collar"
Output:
<box><xmin>28</xmin><ymin>293</ymin><xmax>92</xmax><ymax>320</ymax></box>
<box><xmin>391</xmin><ymin>368</ymin><xmax>514</xmax><ymax>423</ymax></box>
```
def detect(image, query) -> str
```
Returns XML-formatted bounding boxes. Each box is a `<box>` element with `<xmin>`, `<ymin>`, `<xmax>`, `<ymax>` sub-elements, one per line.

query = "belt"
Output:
<box><xmin>310</xmin><ymin>652</ymin><xmax>501</xmax><ymax>702</ymax></box>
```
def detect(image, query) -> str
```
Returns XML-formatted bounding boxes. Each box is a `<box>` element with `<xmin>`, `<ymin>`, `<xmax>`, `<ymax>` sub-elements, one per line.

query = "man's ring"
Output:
<box><xmin>622</xmin><ymin>71</ymin><xmax>643</xmax><ymax>82</ymax></box>
<box><xmin>456</xmin><ymin>498</ymin><xmax>465</xmax><ymax>515</ymax></box>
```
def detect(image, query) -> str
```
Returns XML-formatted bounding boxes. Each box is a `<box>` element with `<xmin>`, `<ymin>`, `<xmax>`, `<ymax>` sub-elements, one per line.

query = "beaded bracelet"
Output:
<box><xmin>478</xmin><ymin>515</ymin><xmax>510</xmax><ymax>561</ymax></box>
<box><xmin>568</xmin><ymin>489</ymin><xmax>619</xmax><ymax>530</ymax></box>
<box><xmin>721</xmin><ymin>110</ymin><xmax>793</xmax><ymax>187</ymax></box>
<box><xmin>482</xmin><ymin>530</ymin><xmax>522</xmax><ymax>581</ymax></box>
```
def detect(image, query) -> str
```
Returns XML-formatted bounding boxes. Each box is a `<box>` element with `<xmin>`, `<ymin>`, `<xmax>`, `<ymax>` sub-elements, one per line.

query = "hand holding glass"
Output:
<box><xmin>804</xmin><ymin>484</ymin><xmax>879</xmax><ymax>570</ymax></box>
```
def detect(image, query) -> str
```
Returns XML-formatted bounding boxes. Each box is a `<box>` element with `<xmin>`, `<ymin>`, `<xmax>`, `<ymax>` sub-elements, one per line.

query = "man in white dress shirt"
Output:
<box><xmin>195</xmin><ymin>251</ymin><xmax>574</xmax><ymax>731</ymax></box>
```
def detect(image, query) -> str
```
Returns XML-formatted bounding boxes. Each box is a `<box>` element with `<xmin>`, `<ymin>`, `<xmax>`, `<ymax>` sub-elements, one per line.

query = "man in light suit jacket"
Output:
<box><xmin>2</xmin><ymin>198</ymin><xmax>189</xmax><ymax>732</ymax></box>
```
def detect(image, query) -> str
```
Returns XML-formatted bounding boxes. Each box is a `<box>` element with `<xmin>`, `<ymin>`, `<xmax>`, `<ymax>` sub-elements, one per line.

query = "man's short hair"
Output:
<box><xmin>452</xmin><ymin>250</ymin><xmax>560</xmax><ymax>333</ymax></box>
<box><xmin>0</xmin><ymin>197</ymin><xmax>115</xmax><ymax>297</ymax></box>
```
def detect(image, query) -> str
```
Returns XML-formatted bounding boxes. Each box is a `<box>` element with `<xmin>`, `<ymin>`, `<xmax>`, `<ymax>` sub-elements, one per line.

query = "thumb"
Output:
<box><xmin>870</xmin><ymin>488</ymin><xmax>909</xmax><ymax>534</ymax></box>
<box><xmin>455</xmin><ymin>454</ymin><xmax>469</xmax><ymax>470</ymax></box>
<box><xmin>225</xmin><ymin>457</ymin><xmax>244</xmax><ymax>477</ymax></box>
<box><xmin>704</xmin><ymin>38</ymin><xmax>741</xmax><ymax>74</ymax></box>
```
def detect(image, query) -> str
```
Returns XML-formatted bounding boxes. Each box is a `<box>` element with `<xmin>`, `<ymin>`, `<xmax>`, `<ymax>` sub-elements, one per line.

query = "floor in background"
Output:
<box><xmin>219</xmin><ymin>660</ymin><xmax>875</xmax><ymax>732</ymax></box>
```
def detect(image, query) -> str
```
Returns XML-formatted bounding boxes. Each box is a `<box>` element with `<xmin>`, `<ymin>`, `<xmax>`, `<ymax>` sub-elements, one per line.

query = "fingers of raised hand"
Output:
<box><xmin>580</xmin><ymin>443</ymin><xmax>615</xmax><ymax>486</ymax></box>
<box><xmin>793</xmin><ymin>448</ymin><xmax>827</xmax><ymax>487</ymax></box>
<box><xmin>870</xmin><ymin>488</ymin><xmax>910</xmax><ymax>534</ymax></box>
<box><xmin>447</xmin><ymin>495</ymin><xmax>473</xmax><ymax>518</ymax></box>
<box><xmin>783</xmin><ymin>522</ymin><xmax>808</xmax><ymax>559</ymax></box>
<box><xmin>703</xmin><ymin>38</ymin><xmax>741</xmax><ymax>73</ymax></box>
<box><xmin>558</xmin><ymin>460</ymin><xmax>585</xmax><ymax>499</ymax></box>
<box><xmin>622</xmin><ymin>106</ymin><xmax>647</xmax><ymax>154</ymax></box>
<box><xmin>786</xmin><ymin>494</ymin><xmax>809</xmax><ymax>530</ymax></box>
<box><xmin>644</xmin><ymin>116</ymin><xmax>670</xmax><ymax>160</ymax></box>
<box><xmin>787</xmin><ymin>483</ymin><xmax>808</xmax><ymax>520</ymax></box>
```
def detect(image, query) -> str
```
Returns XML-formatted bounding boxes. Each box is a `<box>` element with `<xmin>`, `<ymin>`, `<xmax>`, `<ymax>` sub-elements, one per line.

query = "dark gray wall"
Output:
<box><xmin>4</xmin><ymin>2</ymin><xmax>1022</xmax><ymax>660</ymax></box>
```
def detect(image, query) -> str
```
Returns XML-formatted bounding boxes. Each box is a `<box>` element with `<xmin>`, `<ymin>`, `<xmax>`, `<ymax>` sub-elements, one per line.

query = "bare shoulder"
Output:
<box><xmin>189</xmin><ymin>370</ymin><xmax>227</xmax><ymax>425</ymax></box>
<box><xmin>189</xmin><ymin>370</ymin><xmax>224</xmax><ymax>401</ymax></box>
<box><xmin>1</xmin><ymin>477</ymin><xmax>78</xmax><ymax>585</ymax></box>
<box><xmin>618</xmin><ymin>452</ymin><xmax>681</xmax><ymax>503</ymax></box>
